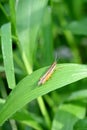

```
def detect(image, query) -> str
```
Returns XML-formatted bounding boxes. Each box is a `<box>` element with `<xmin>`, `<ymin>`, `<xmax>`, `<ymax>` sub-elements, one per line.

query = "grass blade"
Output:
<box><xmin>16</xmin><ymin>0</ymin><xmax>48</xmax><ymax>73</ymax></box>
<box><xmin>13</xmin><ymin>110</ymin><xmax>43</xmax><ymax>130</ymax></box>
<box><xmin>52</xmin><ymin>103</ymin><xmax>86</xmax><ymax>130</ymax></box>
<box><xmin>0</xmin><ymin>64</ymin><xmax>87</xmax><ymax>125</ymax></box>
<box><xmin>9</xmin><ymin>0</ymin><xmax>16</xmax><ymax>35</ymax></box>
<box><xmin>42</xmin><ymin>7</ymin><xmax>54</xmax><ymax>65</ymax></box>
<box><xmin>1</xmin><ymin>23</ymin><xmax>16</xmax><ymax>89</ymax></box>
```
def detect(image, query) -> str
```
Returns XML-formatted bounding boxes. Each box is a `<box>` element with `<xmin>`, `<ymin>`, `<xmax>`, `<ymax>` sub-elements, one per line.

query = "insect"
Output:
<box><xmin>38</xmin><ymin>61</ymin><xmax>57</xmax><ymax>85</ymax></box>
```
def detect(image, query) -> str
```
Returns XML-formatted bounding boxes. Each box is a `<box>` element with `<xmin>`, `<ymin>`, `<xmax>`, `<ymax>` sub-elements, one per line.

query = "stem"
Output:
<box><xmin>12</xmin><ymin>35</ymin><xmax>33</xmax><ymax>74</ymax></box>
<box><xmin>22</xmin><ymin>52</ymin><xmax>33</xmax><ymax>74</ymax></box>
<box><xmin>9</xmin><ymin>119</ymin><xmax>18</xmax><ymax>130</ymax></box>
<box><xmin>9</xmin><ymin>0</ymin><xmax>17</xmax><ymax>36</ymax></box>
<box><xmin>37</xmin><ymin>97</ymin><xmax>51</xmax><ymax>129</ymax></box>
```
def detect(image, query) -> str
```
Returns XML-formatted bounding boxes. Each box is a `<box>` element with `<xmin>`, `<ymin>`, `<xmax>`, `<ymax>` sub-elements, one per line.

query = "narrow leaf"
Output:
<box><xmin>52</xmin><ymin>104</ymin><xmax>86</xmax><ymax>130</ymax></box>
<box><xmin>9</xmin><ymin>0</ymin><xmax>16</xmax><ymax>35</ymax></box>
<box><xmin>16</xmin><ymin>0</ymin><xmax>48</xmax><ymax>73</ymax></box>
<box><xmin>42</xmin><ymin>7</ymin><xmax>54</xmax><ymax>65</ymax></box>
<box><xmin>0</xmin><ymin>64</ymin><xmax>87</xmax><ymax>125</ymax></box>
<box><xmin>1</xmin><ymin>23</ymin><xmax>16</xmax><ymax>89</ymax></box>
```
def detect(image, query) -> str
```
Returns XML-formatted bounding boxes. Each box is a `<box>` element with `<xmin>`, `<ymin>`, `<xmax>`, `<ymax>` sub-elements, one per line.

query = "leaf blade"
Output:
<box><xmin>0</xmin><ymin>64</ymin><xmax>87</xmax><ymax>125</ymax></box>
<box><xmin>16</xmin><ymin>0</ymin><xmax>48</xmax><ymax>73</ymax></box>
<box><xmin>1</xmin><ymin>23</ymin><xmax>16</xmax><ymax>89</ymax></box>
<box><xmin>52</xmin><ymin>104</ymin><xmax>86</xmax><ymax>130</ymax></box>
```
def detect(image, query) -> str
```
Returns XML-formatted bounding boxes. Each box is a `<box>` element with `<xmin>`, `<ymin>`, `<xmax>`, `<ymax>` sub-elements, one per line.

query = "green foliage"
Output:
<box><xmin>0</xmin><ymin>0</ymin><xmax>87</xmax><ymax>130</ymax></box>
<box><xmin>16</xmin><ymin>0</ymin><xmax>48</xmax><ymax>73</ymax></box>
<box><xmin>1</xmin><ymin>23</ymin><xmax>16</xmax><ymax>89</ymax></box>
<box><xmin>0</xmin><ymin>64</ymin><xmax>87</xmax><ymax>125</ymax></box>
<box><xmin>52</xmin><ymin>104</ymin><xmax>85</xmax><ymax>130</ymax></box>
<box><xmin>67</xmin><ymin>18</ymin><xmax>87</xmax><ymax>35</ymax></box>
<box><xmin>74</xmin><ymin>118</ymin><xmax>87</xmax><ymax>130</ymax></box>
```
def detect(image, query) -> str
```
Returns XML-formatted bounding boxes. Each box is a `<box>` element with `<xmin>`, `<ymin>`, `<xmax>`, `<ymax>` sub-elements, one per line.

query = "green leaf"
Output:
<box><xmin>67</xmin><ymin>18</ymin><xmax>87</xmax><ymax>35</ymax></box>
<box><xmin>13</xmin><ymin>110</ymin><xmax>43</xmax><ymax>130</ymax></box>
<box><xmin>42</xmin><ymin>7</ymin><xmax>54</xmax><ymax>65</ymax></box>
<box><xmin>0</xmin><ymin>66</ymin><xmax>4</xmax><ymax>72</ymax></box>
<box><xmin>67</xmin><ymin>89</ymin><xmax>87</xmax><ymax>101</ymax></box>
<box><xmin>0</xmin><ymin>99</ymin><xmax>5</xmax><ymax>109</ymax></box>
<box><xmin>74</xmin><ymin>118</ymin><xmax>87</xmax><ymax>130</ymax></box>
<box><xmin>52</xmin><ymin>104</ymin><xmax>86</xmax><ymax>130</ymax></box>
<box><xmin>16</xmin><ymin>0</ymin><xmax>48</xmax><ymax>73</ymax></box>
<box><xmin>72</xmin><ymin>0</ymin><xmax>83</xmax><ymax>19</ymax></box>
<box><xmin>9</xmin><ymin>0</ymin><xmax>16</xmax><ymax>35</ymax></box>
<box><xmin>0</xmin><ymin>64</ymin><xmax>87</xmax><ymax>125</ymax></box>
<box><xmin>1</xmin><ymin>23</ymin><xmax>16</xmax><ymax>89</ymax></box>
